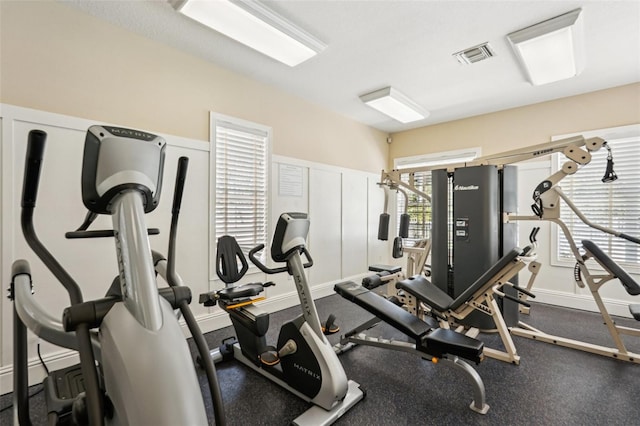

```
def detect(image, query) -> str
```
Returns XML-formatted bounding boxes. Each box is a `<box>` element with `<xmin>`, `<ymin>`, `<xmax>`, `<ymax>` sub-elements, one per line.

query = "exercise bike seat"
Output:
<box><xmin>217</xmin><ymin>283</ymin><xmax>264</xmax><ymax>301</ymax></box>
<box><xmin>216</xmin><ymin>235</ymin><xmax>249</xmax><ymax>284</ymax></box>
<box><xmin>199</xmin><ymin>235</ymin><xmax>269</xmax><ymax>307</ymax></box>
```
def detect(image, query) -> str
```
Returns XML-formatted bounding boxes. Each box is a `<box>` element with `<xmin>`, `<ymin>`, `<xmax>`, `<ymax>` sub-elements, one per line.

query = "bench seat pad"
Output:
<box><xmin>396</xmin><ymin>276</ymin><xmax>454</xmax><ymax>312</ymax></box>
<box><xmin>335</xmin><ymin>281</ymin><xmax>436</xmax><ymax>339</ymax></box>
<box><xmin>335</xmin><ymin>281</ymin><xmax>484</xmax><ymax>363</ymax></box>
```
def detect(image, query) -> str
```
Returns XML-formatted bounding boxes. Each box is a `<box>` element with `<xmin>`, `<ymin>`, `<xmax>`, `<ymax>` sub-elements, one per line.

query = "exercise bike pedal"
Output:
<box><xmin>259</xmin><ymin>346</ymin><xmax>281</xmax><ymax>366</ymax></box>
<box><xmin>321</xmin><ymin>314</ymin><xmax>340</xmax><ymax>335</ymax></box>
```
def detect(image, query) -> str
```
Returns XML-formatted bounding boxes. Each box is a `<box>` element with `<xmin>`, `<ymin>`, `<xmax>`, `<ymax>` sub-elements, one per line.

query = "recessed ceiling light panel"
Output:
<box><xmin>360</xmin><ymin>87</ymin><xmax>429</xmax><ymax>123</ymax></box>
<box><xmin>170</xmin><ymin>0</ymin><xmax>326</xmax><ymax>67</ymax></box>
<box><xmin>507</xmin><ymin>8</ymin><xmax>584</xmax><ymax>85</ymax></box>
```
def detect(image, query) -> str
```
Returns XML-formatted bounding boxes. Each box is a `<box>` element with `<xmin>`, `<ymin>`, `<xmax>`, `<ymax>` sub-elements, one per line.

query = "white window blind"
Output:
<box><xmin>212</xmin><ymin>115</ymin><xmax>270</xmax><ymax>256</ymax></box>
<box><xmin>556</xmin><ymin>136</ymin><xmax>640</xmax><ymax>269</ymax></box>
<box><xmin>397</xmin><ymin>172</ymin><xmax>432</xmax><ymax>246</ymax></box>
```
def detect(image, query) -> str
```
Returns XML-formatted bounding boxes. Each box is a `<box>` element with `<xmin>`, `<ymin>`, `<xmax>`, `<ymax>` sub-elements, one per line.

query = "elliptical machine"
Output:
<box><xmin>9</xmin><ymin>126</ymin><xmax>225</xmax><ymax>425</ymax></box>
<box><xmin>200</xmin><ymin>212</ymin><xmax>364</xmax><ymax>425</ymax></box>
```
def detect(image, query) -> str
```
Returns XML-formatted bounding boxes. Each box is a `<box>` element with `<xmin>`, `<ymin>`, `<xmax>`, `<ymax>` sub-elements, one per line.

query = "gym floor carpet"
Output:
<box><xmin>1</xmin><ymin>293</ymin><xmax>638</xmax><ymax>425</ymax></box>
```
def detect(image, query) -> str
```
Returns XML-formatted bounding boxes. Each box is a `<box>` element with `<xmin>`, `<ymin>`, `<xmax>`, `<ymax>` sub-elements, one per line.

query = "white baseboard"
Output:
<box><xmin>0</xmin><ymin>346</ymin><xmax>82</xmax><ymax>395</ymax></box>
<box><xmin>529</xmin><ymin>288</ymin><xmax>634</xmax><ymax>318</ymax></box>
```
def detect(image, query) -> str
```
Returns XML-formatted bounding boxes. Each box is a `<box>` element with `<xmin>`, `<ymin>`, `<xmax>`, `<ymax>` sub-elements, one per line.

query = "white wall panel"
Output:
<box><xmin>341</xmin><ymin>172</ymin><xmax>368</xmax><ymax>277</ymax></box>
<box><xmin>308</xmin><ymin>168</ymin><xmax>342</xmax><ymax>285</ymax></box>
<box><xmin>367</xmin><ymin>176</ymin><xmax>390</xmax><ymax>266</ymax></box>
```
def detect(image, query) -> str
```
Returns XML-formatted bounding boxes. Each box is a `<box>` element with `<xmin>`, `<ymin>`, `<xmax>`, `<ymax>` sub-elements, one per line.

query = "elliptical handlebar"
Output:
<box><xmin>167</xmin><ymin>156</ymin><xmax>189</xmax><ymax>287</ymax></box>
<box><xmin>249</xmin><ymin>244</ymin><xmax>313</xmax><ymax>275</ymax></box>
<box><xmin>172</xmin><ymin>157</ymin><xmax>189</xmax><ymax>215</ymax></box>
<box><xmin>21</xmin><ymin>130</ymin><xmax>83</xmax><ymax>305</ymax></box>
<box><xmin>19</xmin><ymin>129</ymin><xmax>105</xmax><ymax>425</ymax></box>
<box><xmin>22</xmin><ymin>130</ymin><xmax>47</xmax><ymax>208</ymax></box>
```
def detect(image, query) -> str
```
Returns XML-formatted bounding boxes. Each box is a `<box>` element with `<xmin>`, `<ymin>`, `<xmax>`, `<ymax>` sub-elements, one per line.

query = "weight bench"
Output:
<box><xmin>512</xmin><ymin>239</ymin><xmax>640</xmax><ymax>363</ymax></box>
<box><xmin>396</xmin><ymin>247</ymin><xmax>536</xmax><ymax>365</ymax></box>
<box><xmin>360</xmin><ymin>264</ymin><xmax>426</xmax><ymax>316</ymax></box>
<box><xmin>334</xmin><ymin>281</ymin><xmax>489</xmax><ymax>414</ymax></box>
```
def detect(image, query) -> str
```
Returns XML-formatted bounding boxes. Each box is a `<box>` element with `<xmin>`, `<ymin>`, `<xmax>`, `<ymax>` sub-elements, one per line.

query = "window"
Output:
<box><xmin>210</xmin><ymin>113</ymin><xmax>270</xmax><ymax>275</ymax></box>
<box><xmin>393</xmin><ymin>148</ymin><xmax>480</xmax><ymax>246</ymax></box>
<box><xmin>396</xmin><ymin>171</ymin><xmax>432</xmax><ymax>247</ymax></box>
<box><xmin>553</xmin><ymin>125</ymin><xmax>640</xmax><ymax>271</ymax></box>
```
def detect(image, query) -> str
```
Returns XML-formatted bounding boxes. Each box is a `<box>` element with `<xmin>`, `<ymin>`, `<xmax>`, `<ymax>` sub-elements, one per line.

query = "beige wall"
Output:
<box><xmin>0</xmin><ymin>1</ymin><xmax>388</xmax><ymax>173</ymax></box>
<box><xmin>389</xmin><ymin>83</ymin><xmax>640</xmax><ymax>166</ymax></box>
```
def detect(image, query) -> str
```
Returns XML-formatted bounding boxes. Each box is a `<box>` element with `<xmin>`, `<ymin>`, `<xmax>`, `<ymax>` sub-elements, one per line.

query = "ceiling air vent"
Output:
<box><xmin>453</xmin><ymin>42</ymin><xmax>495</xmax><ymax>65</ymax></box>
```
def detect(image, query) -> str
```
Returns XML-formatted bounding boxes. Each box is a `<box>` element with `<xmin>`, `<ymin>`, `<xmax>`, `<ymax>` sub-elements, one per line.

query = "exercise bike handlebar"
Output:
<box><xmin>249</xmin><ymin>244</ymin><xmax>313</xmax><ymax>274</ymax></box>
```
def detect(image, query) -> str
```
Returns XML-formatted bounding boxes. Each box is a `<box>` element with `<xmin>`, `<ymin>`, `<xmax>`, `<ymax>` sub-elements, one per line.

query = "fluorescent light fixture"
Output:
<box><xmin>507</xmin><ymin>8</ymin><xmax>584</xmax><ymax>86</ymax></box>
<box><xmin>170</xmin><ymin>0</ymin><xmax>326</xmax><ymax>67</ymax></box>
<box><xmin>395</xmin><ymin>148</ymin><xmax>481</xmax><ymax>170</ymax></box>
<box><xmin>359</xmin><ymin>87</ymin><xmax>429</xmax><ymax>123</ymax></box>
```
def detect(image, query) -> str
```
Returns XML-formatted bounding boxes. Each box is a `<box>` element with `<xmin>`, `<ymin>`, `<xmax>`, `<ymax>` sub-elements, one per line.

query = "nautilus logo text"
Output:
<box><xmin>454</xmin><ymin>185</ymin><xmax>479</xmax><ymax>191</ymax></box>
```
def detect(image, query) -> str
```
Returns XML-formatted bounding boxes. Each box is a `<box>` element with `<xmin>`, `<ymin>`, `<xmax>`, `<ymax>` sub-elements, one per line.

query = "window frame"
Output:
<box><xmin>209</xmin><ymin>112</ymin><xmax>272</xmax><ymax>280</ymax></box>
<box><xmin>393</xmin><ymin>147</ymin><xmax>481</xmax><ymax>246</ymax></box>
<box><xmin>550</xmin><ymin>124</ymin><xmax>640</xmax><ymax>274</ymax></box>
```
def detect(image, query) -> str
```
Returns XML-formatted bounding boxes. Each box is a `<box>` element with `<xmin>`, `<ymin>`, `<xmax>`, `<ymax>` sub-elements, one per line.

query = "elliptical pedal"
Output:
<box><xmin>43</xmin><ymin>364</ymin><xmax>86</xmax><ymax>425</ymax></box>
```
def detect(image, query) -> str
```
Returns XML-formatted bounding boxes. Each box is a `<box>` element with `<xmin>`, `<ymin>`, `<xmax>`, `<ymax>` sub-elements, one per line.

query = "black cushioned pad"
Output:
<box><xmin>397</xmin><ymin>276</ymin><xmax>453</xmax><ymax>311</ymax></box>
<box><xmin>449</xmin><ymin>248</ymin><xmax>521</xmax><ymax>311</ymax></box>
<box><xmin>397</xmin><ymin>248</ymin><xmax>521</xmax><ymax>312</ymax></box>
<box><xmin>629</xmin><ymin>304</ymin><xmax>640</xmax><ymax>321</ymax></box>
<box><xmin>335</xmin><ymin>281</ymin><xmax>436</xmax><ymax>339</ymax></box>
<box><xmin>583</xmin><ymin>240</ymin><xmax>640</xmax><ymax>296</ymax></box>
<box><xmin>422</xmin><ymin>328</ymin><xmax>484</xmax><ymax>364</ymax></box>
<box><xmin>335</xmin><ymin>281</ymin><xmax>484</xmax><ymax>362</ymax></box>
<box><xmin>217</xmin><ymin>283</ymin><xmax>264</xmax><ymax>300</ymax></box>
<box><xmin>369</xmin><ymin>264</ymin><xmax>402</xmax><ymax>274</ymax></box>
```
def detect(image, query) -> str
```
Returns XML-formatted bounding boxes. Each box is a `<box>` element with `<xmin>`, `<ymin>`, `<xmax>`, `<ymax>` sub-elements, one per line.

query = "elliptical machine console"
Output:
<box><xmin>202</xmin><ymin>212</ymin><xmax>364</xmax><ymax>425</ymax></box>
<box><xmin>81</xmin><ymin>125</ymin><xmax>166</xmax><ymax>214</ymax></box>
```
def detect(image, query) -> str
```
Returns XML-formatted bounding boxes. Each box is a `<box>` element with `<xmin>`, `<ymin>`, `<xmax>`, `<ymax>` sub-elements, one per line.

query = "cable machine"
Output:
<box><xmin>379</xmin><ymin>135</ymin><xmax>612</xmax><ymax>331</ymax></box>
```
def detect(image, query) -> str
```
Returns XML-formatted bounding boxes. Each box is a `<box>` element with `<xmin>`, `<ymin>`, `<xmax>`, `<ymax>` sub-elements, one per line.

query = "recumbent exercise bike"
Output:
<box><xmin>200</xmin><ymin>212</ymin><xmax>364</xmax><ymax>425</ymax></box>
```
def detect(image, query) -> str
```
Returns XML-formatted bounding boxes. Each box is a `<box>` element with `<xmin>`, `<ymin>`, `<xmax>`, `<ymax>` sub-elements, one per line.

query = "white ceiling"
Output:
<box><xmin>63</xmin><ymin>0</ymin><xmax>640</xmax><ymax>134</ymax></box>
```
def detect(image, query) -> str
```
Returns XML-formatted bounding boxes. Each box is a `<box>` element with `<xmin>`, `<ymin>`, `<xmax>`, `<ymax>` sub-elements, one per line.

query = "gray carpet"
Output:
<box><xmin>1</xmin><ymin>294</ymin><xmax>638</xmax><ymax>425</ymax></box>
